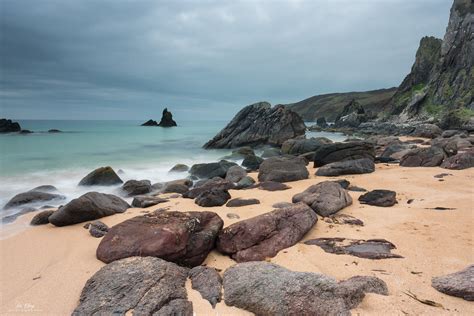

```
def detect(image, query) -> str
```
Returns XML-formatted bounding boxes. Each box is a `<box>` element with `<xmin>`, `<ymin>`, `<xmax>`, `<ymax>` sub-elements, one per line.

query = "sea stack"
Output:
<box><xmin>0</xmin><ymin>118</ymin><xmax>21</xmax><ymax>133</ymax></box>
<box><xmin>158</xmin><ymin>108</ymin><xmax>177</xmax><ymax>127</ymax></box>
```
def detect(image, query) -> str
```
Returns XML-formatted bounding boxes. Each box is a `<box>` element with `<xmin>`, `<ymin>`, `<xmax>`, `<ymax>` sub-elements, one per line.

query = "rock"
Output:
<box><xmin>96</xmin><ymin>211</ymin><xmax>223</xmax><ymax>267</ymax></box>
<box><xmin>226</xmin><ymin>198</ymin><xmax>260</xmax><ymax>207</ymax></box>
<box><xmin>235</xmin><ymin>176</ymin><xmax>255</xmax><ymax>189</ymax></box>
<box><xmin>272</xmin><ymin>202</ymin><xmax>294</xmax><ymax>209</ymax></box>
<box><xmin>411</xmin><ymin>124</ymin><xmax>442</xmax><ymax>138</ymax></box>
<box><xmin>20</xmin><ymin>129</ymin><xmax>33</xmax><ymax>134</ymax></box>
<box><xmin>216</xmin><ymin>203</ymin><xmax>317</xmax><ymax>262</ymax></box>
<box><xmin>292</xmin><ymin>181</ymin><xmax>352</xmax><ymax>216</ymax></box>
<box><xmin>258</xmin><ymin>156</ymin><xmax>309</xmax><ymax>183</ymax></box>
<box><xmin>121</xmin><ymin>179</ymin><xmax>151</xmax><ymax>196</ymax></box>
<box><xmin>204</xmin><ymin>102</ymin><xmax>306</xmax><ymax>148</ymax></box>
<box><xmin>151</xmin><ymin>182</ymin><xmax>165</xmax><ymax>192</ymax></box>
<box><xmin>326</xmin><ymin>214</ymin><xmax>364</xmax><ymax>226</ymax></box>
<box><xmin>227</xmin><ymin>213</ymin><xmax>240</xmax><ymax>219</ymax></box>
<box><xmin>225</xmin><ymin>165</ymin><xmax>247</xmax><ymax>183</ymax></box>
<box><xmin>400</xmin><ymin>146</ymin><xmax>446</xmax><ymax>167</ymax></box>
<box><xmin>2</xmin><ymin>207</ymin><xmax>37</xmax><ymax>224</ymax></box>
<box><xmin>73</xmin><ymin>257</ymin><xmax>192</xmax><ymax>315</ymax></box>
<box><xmin>78</xmin><ymin>166</ymin><xmax>123</xmax><ymax>186</ymax></box>
<box><xmin>3</xmin><ymin>191</ymin><xmax>65</xmax><ymax>210</ymax></box>
<box><xmin>316</xmin><ymin>158</ymin><xmax>375</xmax><ymax>176</ymax></box>
<box><xmin>298</xmin><ymin>151</ymin><xmax>316</xmax><ymax>162</ymax></box>
<box><xmin>87</xmin><ymin>220</ymin><xmax>109</xmax><ymax>238</ymax></box>
<box><xmin>258</xmin><ymin>181</ymin><xmax>290</xmax><ymax>191</ymax></box>
<box><xmin>432</xmin><ymin>265</ymin><xmax>474</xmax><ymax>301</ymax></box>
<box><xmin>442</xmin><ymin>130</ymin><xmax>467</xmax><ymax>138</ymax></box>
<box><xmin>29</xmin><ymin>185</ymin><xmax>58</xmax><ymax>193</ymax></box>
<box><xmin>358</xmin><ymin>190</ymin><xmax>397</xmax><ymax>207</ymax></box>
<box><xmin>47</xmin><ymin>129</ymin><xmax>61</xmax><ymax>133</ymax></box>
<box><xmin>190</xmin><ymin>160</ymin><xmax>237</xmax><ymax>179</ymax></box>
<box><xmin>305</xmin><ymin>237</ymin><xmax>403</xmax><ymax>259</ymax></box>
<box><xmin>131</xmin><ymin>195</ymin><xmax>169</xmax><ymax>208</ymax></box>
<box><xmin>313</xmin><ymin>142</ymin><xmax>375</xmax><ymax>167</ymax></box>
<box><xmin>189</xmin><ymin>266</ymin><xmax>222</xmax><ymax>308</ymax></box>
<box><xmin>380</xmin><ymin>141</ymin><xmax>416</xmax><ymax>159</ymax></box>
<box><xmin>169</xmin><ymin>164</ymin><xmax>189</xmax><ymax>172</ymax></box>
<box><xmin>195</xmin><ymin>189</ymin><xmax>231</xmax><ymax>207</ymax></box>
<box><xmin>49</xmin><ymin>192</ymin><xmax>129</xmax><ymax>226</ymax></box>
<box><xmin>261</xmin><ymin>147</ymin><xmax>281</xmax><ymax>158</ymax></box>
<box><xmin>348</xmin><ymin>185</ymin><xmax>367</xmax><ymax>192</ymax></box>
<box><xmin>317</xmin><ymin>117</ymin><xmax>328</xmax><ymax>128</ymax></box>
<box><xmin>223</xmin><ymin>262</ymin><xmax>388</xmax><ymax>315</ymax></box>
<box><xmin>281</xmin><ymin>137</ymin><xmax>332</xmax><ymax>155</ymax></box>
<box><xmin>183</xmin><ymin>177</ymin><xmax>235</xmax><ymax>199</ymax></box>
<box><xmin>30</xmin><ymin>210</ymin><xmax>55</xmax><ymax>225</ymax></box>
<box><xmin>0</xmin><ymin>118</ymin><xmax>21</xmax><ymax>133</ymax></box>
<box><xmin>334</xmin><ymin>179</ymin><xmax>351</xmax><ymax>189</ymax></box>
<box><xmin>440</xmin><ymin>150</ymin><xmax>474</xmax><ymax>170</ymax></box>
<box><xmin>162</xmin><ymin>179</ymin><xmax>192</xmax><ymax>194</ymax></box>
<box><xmin>431</xmin><ymin>137</ymin><xmax>461</xmax><ymax>156</ymax></box>
<box><xmin>334</xmin><ymin>99</ymin><xmax>367</xmax><ymax>128</ymax></box>
<box><xmin>141</xmin><ymin>119</ymin><xmax>158</xmax><ymax>126</ymax></box>
<box><xmin>157</xmin><ymin>108</ymin><xmax>177</xmax><ymax>127</ymax></box>
<box><xmin>241</xmin><ymin>155</ymin><xmax>264</xmax><ymax>171</ymax></box>
<box><xmin>223</xmin><ymin>147</ymin><xmax>256</xmax><ymax>160</ymax></box>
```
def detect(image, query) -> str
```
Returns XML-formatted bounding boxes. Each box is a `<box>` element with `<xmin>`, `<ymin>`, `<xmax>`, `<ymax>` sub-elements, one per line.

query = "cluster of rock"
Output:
<box><xmin>0</xmin><ymin>118</ymin><xmax>62</xmax><ymax>134</ymax></box>
<box><xmin>141</xmin><ymin>108</ymin><xmax>177</xmax><ymax>127</ymax></box>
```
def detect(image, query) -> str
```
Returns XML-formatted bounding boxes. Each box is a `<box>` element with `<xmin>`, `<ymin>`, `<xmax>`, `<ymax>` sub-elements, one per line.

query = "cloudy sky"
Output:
<box><xmin>1</xmin><ymin>0</ymin><xmax>452</xmax><ymax>120</ymax></box>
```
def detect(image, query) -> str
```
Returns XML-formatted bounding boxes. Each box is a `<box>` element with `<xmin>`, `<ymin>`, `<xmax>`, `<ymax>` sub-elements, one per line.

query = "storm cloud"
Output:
<box><xmin>0</xmin><ymin>0</ymin><xmax>452</xmax><ymax>120</ymax></box>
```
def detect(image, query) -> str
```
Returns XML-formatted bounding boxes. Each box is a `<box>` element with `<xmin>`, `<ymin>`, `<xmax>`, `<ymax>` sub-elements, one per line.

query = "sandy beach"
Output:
<box><xmin>1</xmin><ymin>162</ymin><xmax>473</xmax><ymax>315</ymax></box>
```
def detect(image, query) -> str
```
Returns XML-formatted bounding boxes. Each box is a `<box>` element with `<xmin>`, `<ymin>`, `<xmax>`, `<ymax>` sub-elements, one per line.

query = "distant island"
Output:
<box><xmin>141</xmin><ymin>108</ymin><xmax>177</xmax><ymax>127</ymax></box>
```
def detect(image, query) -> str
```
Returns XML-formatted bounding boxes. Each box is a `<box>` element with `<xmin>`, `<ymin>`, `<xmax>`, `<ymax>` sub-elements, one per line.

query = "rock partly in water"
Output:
<box><xmin>305</xmin><ymin>237</ymin><xmax>403</xmax><ymax>259</ymax></box>
<box><xmin>48</xmin><ymin>192</ymin><xmax>129</xmax><ymax>226</ymax></box>
<box><xmin>30</xmin><ymin>210</ymin><xmax>55</xmax><ymax>225</ymax></box>
<box><xmin>223</xmin><ymin>261</ymin><xmax>388</xmax><ymax>316</ymax></box>
<box><xmin>131</xmin><ymin>195</ymin><xmax>169</xmax><ymax>208</ymax></box>
<box><xmin>48</xmin><ymin>129</ymin><xmax>62</xmax><ymax>133</ymax></box>
<box><xmin>189</xmin><ymin>266</ymin><xmax>223</xmax><ymax>308</ymax></box>
<box><xmin>2</xmin><ymin>207</ymin><xmax>37</xmax><ymax>224</ymax></box>
<box><xmin>96</xmin><ymin>211</ymin><xmax>223</xmax><ymax>267</ymax></box>
<box><xmin>0</xmin><ymin>118</ymin><xmax>21</xmax><ymax>133</ymax></box>
<box><xmin>313</xmin><ymin>142</ymin><xmax>375</xmax><ymax>167</ymax></box>
<box><xmin>225</xmin><ymin>165</ymin><xmax>247</xmax><ymax>183</ymax></box>
<box><xmin>441</xmin><ymin>150</ymin><xmax>474</xmax><ymax>170</ymax></box>
<box><xmin>235</xmin><ymin>176</ymin><xmax>256</xmax><ymax>189</ymax></box>
<box><xmin>121</xmin><ymin>180</ymin><xmax>151</xmax><ymax>196</ymax></box>
<box><xmin>190</xmin><ymin>160</ymin><xmax>237</xmax><ymax>179</ymax></box>
<box><xmin>261</xmin><ymin>147</ymin><xmax>281</xmax><ymax>158</ymax></box>
<box><xmin>169</xmin><ymin>163</ymin><xmax>190</xmax><ymax>173</ymax></box>
<box><xmin>195</xmin><ymin>189</ymin><xmax>231</xmax><ymax>207</ymax></box>
<box><xmin>203</xmin><ymin>102</ymin><xmax>306</xmax><ymax>148</ymax></box>
<box><xmin>29</xmin><ymin>185</ymin><xmax>59</xmax><ymax>193</ymax></box>
<box><xmin>258</xmin><ymin>156</ymin><xmax>309</xmax><ymax>183</ymax></box>
<box><xmin>399</xmin><ymin>146</ymin><xmax>446</xmax><ymax>167</ymax></box>
<box><xmin>157</xmin><ymin>108</ymin><xmax>177</xmax><ymax>127</ymax></box>
<box><xmin>431</xmin><ymin>265</ymin><xmax>474</xmax><ymax>301</ymax></box>
<box><xmin>241</xmin><ymin>155</ymin><xmax>264</xmax><ymax>171</ymax></box>
<box><xmin>226</xmin><ymin>198</ymin><xmax>260</xmax><ymax>207</ymax></box>
<box><xmin>3</xmin><ymin>191</ymin><xmax>65</xmax><ymax>210</ymax></box>
<box><xmin>316</xmin><ymin>158</ymin><xmax>375</xmax><ymax>176</ymax></box>
<box><xmin>216</xmin><ymin>203</ymin><xmax>317</xmax><ymax>262</ymax></box>
<box><xmin>292</xmin><ymin>181</ymin><xmax>352</xmax><ymax>217</ymax></box>
<box><xmin>78</xmin><ymin>166</ymin><xmax>123</xmax><ymax>186</ymax></box>
<box><xmin>141</xmin><ymin>119</ymin><xmax>158</xmax><ymax>126</ymax></box>
<box><xmin>73</xmin><ymin>257</ymin><xmax>192</xmax><ymax>315</ymax></box>
<box><xmin>358</xmin><ymin>190</ymin><xmax>397</xmax><ymax>207</ymax></box>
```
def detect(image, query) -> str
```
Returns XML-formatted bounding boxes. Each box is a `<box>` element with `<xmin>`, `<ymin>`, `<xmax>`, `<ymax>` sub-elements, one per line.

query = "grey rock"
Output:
<box><xmin>400</xmin><ymin>146</ymin><xmax>447</xmax><ymax>167</ymax></box>
<box><xmin>258</xmin><ymin>181</ymin><xmax>290</xmax><ymax>191</ymax></box>
<box><xmin>313</xmin><ymin>141</ymin><xmax>375</xmax><ymax>167</ymax></box>
<box><xmin>189</xmin><ymin>266</ymin><xmax>222</xmax><ymax>308</ymax></box>
<box><xmin>358</xmin><ymin>190</ymin><xmax>397</xmax><ymax>207</ymax></box>
<box><xmin>261</xmin><ymin>147</ymin><xmax>281</xmax><ymax>158</ymax></box>
<box><xmin>241</xmin><ymin>155</ymin><xmax>264</xmax><ymax>171</ymax></box>
<box><xmin>169</xmin><ymin>163</ymin><xmax>189</xmax><ymax>173</ymax></box>
<box><xmin>195</xmin><ymin>189</ymin><xmax>231</xmax><ymax>207</ymax></box>
<box><xmin>316</xmin><ymin>158</ymin><xmax>375</xmax><ymax>176</ymax></box>
<box><xmin>3</xmin><ymin>191</ymin><xmax>65</xmax><ymax>210</ymax></box>
<box><xmin>121</xmin><ymin>179</ymin><xmax>151</xmax><ymax>196</ymax></box>
<box><xmin>235</xmin><ymin>176</ymin><xmax>256</xmax><ymax>189</ymax></box>
<box><xmin>258</xmin><ymin>156</ymin><xmax>309</xmax><ymax>183</ymax></box>
<box><xmin>183</xmin><ymin>177</ymin><xmax>235</xmax><ymax>199</ymax></box>
<box><xmin>30</xmin><ymin>210</ymin><xmax>55</xmax><ymax>225</ymax></box>
<box><xmin>87</xmin><ymin>220</ymin><xmax>109</xmax><ymax>238</ymax></box>
<box><xmin>411</xmin><ymin>124</ymin><xmax>443</xmax><ymax>138</ymax></box>
<box><xmin>2</xmin><ymin>207</ymin><xmax>37</xmax><ymax>224</ymax></box>
<box><xmin>78</xmin><ymin>166</ymin><xmax>123</xmax><ymax>186</ymax></box>
<box><xmin>190</xmin><ymin>160</ymin><xmax>237</xmax><ymax>179</ymax></box>
<box><xmin>441</xmin><ymin>150</ymin><xmax>474</xmax><ymax>170</ymax></box>
<box><xmin>281</xmin><ymin>137</ymin><xmax>332</xmax><ymax>155</ymax></box>
<box><xmin>29</xmin><ymin>185</ymin><xmax>58</xmax><ymax>193</ymax></box>
<box><xmin>432</xmin><ymin>265</ymin><xmax>474</xmax><ymax>301</ymax></box>
<box><xmin>131</xmin><ymin>195</ymin><xmax>169</xmax><ymax>208</ymax></box>
<box><xmin>225</xmin><ymin>165</ymin><xmax>247</xmax><ymax>183</ymax></box>
<box><xmin>226</xmin><ymin>198</ymin><xmax>260</xmax><ymax>207</ymax></box>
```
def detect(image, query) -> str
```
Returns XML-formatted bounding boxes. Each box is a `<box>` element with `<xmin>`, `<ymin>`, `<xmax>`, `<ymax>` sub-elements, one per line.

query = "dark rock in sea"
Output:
<box><xmin>432</xmin><ymin>265</ymin><xmax>474</xmax><ymax>301</ymax></box>
<box><xmin>216</xmin><ymin>203</ymin><xmax>317</xmax><ymax>262</ymax></box>
<box><xmin>305</xmin><ymin>237</ymin><xmax>403</xmax><ymax>259</ymax></box>
<box><xmin>2</xmin><ymin>207</ymin><xmax>37</xmax><ymax>224</ymax></box>
<box><xmin>261</xmin><ymin>147</ymin><xmax>281</xmax><ymax>158</ymax></box>
<box><xmin>20</xmin><ymin>129</ymin><xmax>33</xmax><ymax>134</ymax></box>
<box><xmin>48</xmin><ymin>129</ymin><xmax>62</xmax><ymax>133</ymax></box>
<box><xmin>183</xmin><ymin>177</ymin><xmax>235</xmax><ymax>199</ymax></box>
<box><xmin>440</xmin><ymin>150</ymin><xmax>474</xmax><ymax>170</ymax></box>
<box><xmin>226</xmin><ymin>198</ymin><xmax>260</xmax><ymax>207</ymax></box>
<box><xmin>140</xmin><ymin>119</ymin><xmax>158</xmax><ymax>126</ymax></box>
<box><xmin>241</xmin><ymin>155</ymin><xmax>264</xmax><ymax>171</ymax></box>
<box><xmin>258</xmin><ymin>156</ymin><xmax>309</xmax><ymax>183</ymax></box>
<box><xmin>223</xmin><ymin>261</ymin><xmax>388</xmax><ymax>315</ymax></box>
<box><xmin>189</xmin><ymin>266</ymin><xmax>223</xmax><ymax>308</ymax></box>
<box><xmin>358</xmin><ymin>190</ymin><xmax>397</xmax><ymax>207</ymax></box>
<box><xmin>3</xmin><ymin>191</ymin><xmax>65</xmax><ymax>210</ymax></box>
<box><xmin>317</xmin><ymin>117</ymin><xmax>328</xmax><ymax>128</ymax></box>
<box><xmin>73</xmin><ymin>257</ymin><xmax>192</xmax><ymax>315</ymax></box>
<box><xmin>411</xmin><ymin>124</ymin><xmax>443</xmax><ymax>138</ymax></box>
<box><xmin>225</xmin><ymin>165</ymin><xmax>247</xmax><ymax>183</ymax></box>
<box><xmin>313</xmin><ymin>141</ymin><xmax>375</xmax><ymax>167</ymax></box>
<box><xmin>121</xmin><ymin>179</ymin><xmax>151</xmax><ymax>196</ymax></box>
<box><xmin>292</xmin><ymin>181</ymin><xmax>352</xmax><ymax>217</ymax></box>
<box><xmin>326</xmin><ymin>214</ymin><xmax>364</xmax><ymax>226</ymax></box>
<box><xmin>400</xmin><ymin>146</ymin><xmax>446</xmax><ymax>167</ymax></box>
<box><xmin>258</xmin><ymin>181</ymin><xmax>290</xmax><ymax>191</ymax></box>
<box><xmin>203</xmin><ymin>102</ymin><xmax>306</xmax><ymax>149</ymax></box>
<box><xmin>162</xmin><ymin>179</ymin><xmax>192</xmax><ymax>194</ymax></box>
<box><xmin>29</xmin><ymin>185</ymin><xmax>58</xmax><ymax>193</ymax></box>
<box><xmin>48</xmin><ymin>192</ymin><xmax>129</xmax><ymax>226</ymax></box>
<box><xmin>223</xmin><ymin>147</ymin><xmax>256</xmax><ymax>160</ymax></box>
<box><xmin>30</xmin><ymin>210</ymin><xmax>55</xmax><ymax>225</ymax></box>
<box><xmin>235</xmin><ymin>176</ymin><xmax>255</xmax><ymax>189</ymax></box>
<box><xmin>158</xmin><ymin>108</ymin><xmax>177</xmax><ymax>127</ymax></box>
<box><xmin>0</xmin><ymin>118</ymin><xmax>21</xmax><ymax>133</ymax></box>
<box><xmin>195</xmin><ymin>189</ymin><xmax>231</xmax><ymax>207</ymax></box>
<box><xmin>190</xmin><ymin>160</ymin><xmax>237</xmax><ymax>179</ymax></box>
<box><xmin>131</xmin><ymin>195</ymin><xmax>169</xmax><ymax>208</ymax></box>
<box><xmin>86</xmin><ymin>220</ymin><xmax>109</xmax><ymax>238</ymax></box>
<box><xmin>281</xmin><ymin>137</ymin><xmax>332</xmax><ymax>155</ymax></box>
<box><xmin>316</xmin><ymin>158</ymin><xmax>375</xmax><ymax>176</ymax></box>
<box><xmin>78</xmin><ymin>166</ymin><xmax>123</xmax><ymax>186</ymax></box>
<box><xmin>169</xmin><ymin>163</ymin><xmax>189</xmax><ymax>173</ymax></box>
<box><xmin>96</xmin><ymin>211</ymin><xmax>223</xmax><ymax>267</ymax></box>
<box><xmin>334</xmin><ymin>99</ymin><xmax>368</xmax><ymax>128</ymax></box>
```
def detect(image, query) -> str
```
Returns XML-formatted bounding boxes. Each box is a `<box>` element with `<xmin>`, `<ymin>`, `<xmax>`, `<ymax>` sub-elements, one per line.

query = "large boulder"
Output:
<box><xmin>292</xmin><ymin>181</ymin><xmax>352</xmax><ymax>216</ymax></box>
<box><xmin>281</xmin><ymin>137</ymin><xmax>332</xmax><ymax>155</ymax></box>
<box><xmin>3</xmin><ymin>191</ymin><xmax>65</xmax><ymax>210</ymax></box>
<box><xmin>183</xmin><ymin>177</ymin><xmax>235</xmax><ymax>199</ymax></box>
<box><xmin>411</xmin><ymin>124</ymin><xmax>442</xmax><ymax>138</ymax></box>
<box><xmin>358</xmin><ymin>190</ymin><xmax>397</xmax><ymax>207</ymax></box>
<box><xmin>162</xmin><ymin>179</ymin><xmax>193</xmax><ymax>194</ymax></box>
<box><xmin>0</xmin><ymin>118</ymin><xmax>21</xmax><ymax>133</ymax></box>
<box><xmin>96</xmin><ymin>211</ymin><xmax>223</xmax><ymax>267</ymax></box>
<box><xmin>216</xmin><ymin>203</ymin><xmax>317</xmax><ymax>262</ymax></box>
<box><xmin>313</xmin><ymin>142</ymin><xmax>375</xmax><ymax>167</ymax></box>
<box><xmin>48</xmin><ymin>192</ymin><xmax>129</xmax><ymax>226</ymax></box>
<box><xmin>195</xmin><ymin>189</ymin><xmax>231</xmax><ymax>207</ymax></box>
<box><xmin>400</xmin><ymin>146</ymin><xmax>446</xmax><ymax>167</ymax></box>
<box><xmin>157</xmin><ymin>108</ymin><xmax>177</xmax><ymax>127</ymax></box>
<box><xmin>73</xmin><ymin>257</ymin><xmax>192</xmax><ymax>315</ymax></box>
<box><xmin>226</xmin><ymin>198</ymin><xmax>260</xmax><ymax>207</ymax></box>
<box><xmin>121</xmin><ymin>180</ymin><xmax>151</xmax><ymax>196</ymax></box>
<box><xmin>431</xmin><ymin>265</ymin><xmax>474</xmax><ymax>301</ymax></box>
<box><xmin>440</xmin><ymin>150</ymin><xmax>474</xmax><ymax>170</ymax></box>
<box><xmin>189</xmin><ymin>266</ymin><xmax>223</xmax><ymax>308</ymax></box>
<box><xmin>258</xmin><ymin>156</ymin><xmax>309</xmax><ymax>183</ymax></box>
<box><xmin>316</xmin><ymin>158</ymin><xmax>375</xmax><ymax>176</ymax></box>
<box><xmin>203</xmin><ymin>102</ymin><xmax>306</xmax><ymax>148</ymax></box>
<box><xmin>225</xmin><ymin>165</ymin><xmax>247</xmax><ymax>183</ymax></box>
<box><xmin>78</xmin><ymin>166</ymin><xmax>123</xmax><ymax>186</ymax></box>
<box><xmin>223</xmin><ymin>262</ymin><xmax>388</xmax><ymax>315</ymax></box>
<box><xmin>189</xmin><ymin>160</ymin><xmax>237</xmax><ymax>179</ymax></box>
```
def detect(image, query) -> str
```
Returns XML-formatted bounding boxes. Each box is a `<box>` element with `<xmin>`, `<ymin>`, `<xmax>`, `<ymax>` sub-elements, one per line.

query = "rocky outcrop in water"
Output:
<box><xmin>204</xmin><ymin>102</ymin><xmax>306</xmax><ymax>149</ymax></box>
<box><xmin>158</xmin><ymin>108</ymin><xmax>177</xmax><ymax>127</ymax></box>
<box><xmin>78</xmin><ymin>166</ymin><xmax>123</xmax><ymax>186</ymax></box>
<box><xmin>0</xmin><ymin>118</ymin><xmax>21</xmax><ymax>133</ymax></box>
<box><xmin>3</xmin><ymin>191</ymin><xmax>65</xmax><ymax>210</ymax></box>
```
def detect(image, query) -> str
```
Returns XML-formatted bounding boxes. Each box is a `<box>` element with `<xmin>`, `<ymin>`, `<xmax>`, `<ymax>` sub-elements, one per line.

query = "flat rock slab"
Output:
<box><xmin>325</xmin><ymin>214</ymin><xmax>364</xmax><ymax>226</ymax></box>
<box><xmin>313</xmin><ymin>141</ymin><xmax>375</xmax><ymax>167</ymax></box>
<box><xmin>316</xmin><ymin>158</ymin><xmax>375</xmax><ymax>176</ymax></box>
<box><xmin>358</xmin><ymin>190</ymin><xmax>397</xmax><ymax>207</ymax></box>
<box><xmin>217</xmin><ymin>203</ymin><xmax>317</xmax><ymax>262</ymax></box>
<box><xmin>73</xmin><ymin>257</ymin><xmax>192</xmax><ymax>315</ymax></box>
<box><xmin>258</xmin><ymin>156</ymin><xmax>309</xmax><ymax>183</ymax></box>
<box><xmin>131</xmin><ymin>195</ymin><xmax>169</xmax><ymax>208</ymax></box>
<box><xmin>3</xmin><ymin>191</ymin><xmax>65</xmax><ymax>210</ymax></box>
<box><xmin>257</xmin><ymin>181</ymin><xmax>291</xmax><ymax>191</ymax></box>
<box><xmin>189</xmin><ymin>266</ymin><xmax>223</xmax><ymax>308</ymax></box>
<box><xmin>226</xmin><ymin>198</ymin><xmax>260</xmax><ymax>207</ymax></box>
<box><xmin>432</xmin><ymin>265</ymin><xmax>474</xmax><ymax>301</ymax></box>
<box><xmin>96</xmin><ymin>211</ymin><xmax>223</xmax><ymax>267</ymax></box>
<box><xmin>305</xmin><ymin>237</ymin><xmax>403</xmax><ymax>259</ymax></box>
<box><xmin>223</xmin><ymin>262</ymin><xmax>388</xmax><ymax>315</ymax></box>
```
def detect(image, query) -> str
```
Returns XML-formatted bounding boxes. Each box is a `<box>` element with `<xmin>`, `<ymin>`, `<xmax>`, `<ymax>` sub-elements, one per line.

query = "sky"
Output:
<box><xmin>0</xmin><ymin>0</ymin><xmax>453</xmax><ymax>120</ymax></box>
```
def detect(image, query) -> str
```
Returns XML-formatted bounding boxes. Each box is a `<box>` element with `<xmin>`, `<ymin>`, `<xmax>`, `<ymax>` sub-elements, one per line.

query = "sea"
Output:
<box><xmin>0</xmin><ymin>120</ymin><xmax>346</xmax><ymax>222</ymax></box>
